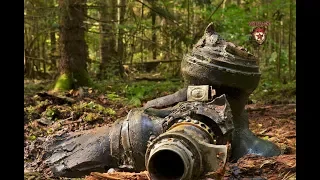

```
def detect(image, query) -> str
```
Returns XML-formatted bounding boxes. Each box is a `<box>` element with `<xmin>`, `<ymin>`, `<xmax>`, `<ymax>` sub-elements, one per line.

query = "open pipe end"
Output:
<box><xmin>146</xmin><ymin>132</ymin><xmax>203</xmax><ymax>180</ymax></box>
<box><xmin>148</xmin><ymin>149</ymin><xmax>185</xmax><ymax>180</ymax></box>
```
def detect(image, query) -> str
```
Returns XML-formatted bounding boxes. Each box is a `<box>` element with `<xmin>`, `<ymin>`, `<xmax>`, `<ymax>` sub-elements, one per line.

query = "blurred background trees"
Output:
<box><xmin>24</xmin><ymin>0</ymin><xmax>296</xmax><ymax>103</ymax></box>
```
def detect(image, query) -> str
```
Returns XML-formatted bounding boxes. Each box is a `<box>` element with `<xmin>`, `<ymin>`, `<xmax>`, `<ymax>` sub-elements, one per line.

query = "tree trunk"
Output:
<box><xmin>35</xmin><ymin>22</ymin><xmax>40</xmax><ymax>76</ymax></box>
<box><xmin>171</xmin><ymin>5</ymin><xmax>176</xmax><ymax>57</ymax></box>
<box><xmin>264</xmin><ymin>0</ymin><xmax>269</xmax><ymax>66</ymax></box>
<box><xmin>98</xmin><ymin>0</ymin><xmax>110</xmax><ymax>79</ymax></box>
<box><xmin>98</xmin><ymin>0</ymin><xmax>118</xmax><ymax>79</ymax></box>
<box><xmin>140</xmin><ymin>1</ymin><xmax>144</xmax><ymax>63</ymax></box>
<box><xmin>117</xmin><ymin>0</ymin><xmax>127</xmax><ymax>77</ymax></box>
<box><xmin>111</xmin><ymin>0</ymin><xmax>118</xmax><ymax>69</ymax></box>
<box><xmin>25</xmin><ymin>27</ymin><xmax>32</xmax><ymax>77</ymax></box>
<box><xmin>221</xmin><ymin>0</ymin><xmax>226</xmax><ymax>18</ymax></box>
<box><xmin>54</xmin><ymin>0</ymin><xmax>89</xmax><ymax>91</ymax></box>
<box><xmin>151</xmin><ymin>3</ymin><xmax>157</xmax><ymax>60</ymax></box>
<box><xmin>288</xmin><ymin>0</ymin><xmax>293</xmax><ymax>80</ymax></box>
<box><xmin>277</xmin><ymin>21</ymin><xmax>282</xmax><ymax>79</ymax></box>
<box><xmin>50</xmin><ymin>31</ymin><xmax>57</xmax><ymax>70</ymax></box>
<box><xmin>187</xmin><ymin>0</ymin><xmax>190</xmax><ymax>35</ymax></box>
<box><xmin>271</xmin><ymin>21</ymin><xmax>275</xmax><ymax>53</ymax></box>
<box><xmin>282</xmin><ymin>20</ymin><xmax>285</xmax><ymax>82</ymax></box>
<box><xmin>24</xmin><ymin>50</ymin><xmax>26</xmax><ymax>75</ymax></box>
<box><xmin>266</xmin><ymin>24</ymin><xmax>271</xmax><ymax>66</ymax></box>
<box><xmin>49</xmin><ymin>0</ymin><xmax>57</xmax><ymax>71</ymax></box>
<box><xmin>42</xmin><ymin>35</ymin><xmax>46</xmax><ymax>75</ymax></box>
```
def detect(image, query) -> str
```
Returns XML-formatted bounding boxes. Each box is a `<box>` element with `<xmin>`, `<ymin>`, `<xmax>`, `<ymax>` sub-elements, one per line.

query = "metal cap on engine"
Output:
<box><xmin>181</xmin><ymin>23</ymin><xmax>261</xmax><ymax>94</ymax></box>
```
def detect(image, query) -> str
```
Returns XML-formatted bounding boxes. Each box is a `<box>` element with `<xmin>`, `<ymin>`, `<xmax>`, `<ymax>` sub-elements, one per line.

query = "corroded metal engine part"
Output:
<box><xmin>187</xmin><ymin>85</ymin><xmax>216</xmax><ymax>102</ymax></box>
<box><xmin>43</xmin><ymin>110</ymin><xmax>164</xmax><ymax>178</ymax></box>
<box><xmin>181</xmin><ymin>22</ymin><xmax>261</xmax><ymax>94</ymax></box>
<box><xmin>145</xmin><ymin>94</ymin><xmax>233</xmax><ymax>180</ymax></box>
<box><xmin>144</xmin><ymin>22</ymin><xmax>281</xmax><ymax>162</ymax></box>
<box><xmin>43</xmin><ymin>94</ymin><xmax>233</xmax><ymax>178</ymax></box>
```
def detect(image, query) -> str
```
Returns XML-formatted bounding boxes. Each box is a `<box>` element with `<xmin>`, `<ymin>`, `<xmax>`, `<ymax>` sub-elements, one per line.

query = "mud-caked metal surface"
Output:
<box><xmin>43</xmin><ymin>94</ymin><xmax>234</xmax><ymax>178</ymax></box>
<box><xmin>43</xmin><ymin>109</ymin><xmax>165</xmax><ymax>178</ymax></box>
<box><xmin>145</xmin><ymin>22</ymin><xmax>281</xmax><ymax>162</ymax></box>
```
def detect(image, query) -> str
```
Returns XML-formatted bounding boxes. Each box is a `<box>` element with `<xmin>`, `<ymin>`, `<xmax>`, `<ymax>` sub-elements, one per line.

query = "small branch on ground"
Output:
<box><xmin>246</xmin><ymin>104</ymin><xmax>296</xmax><ymax>112</ymax></box>
<box><xmin>62</xmin><ymin>118</ymin><xmax>82</xmax><ymax>125</ymax></box>
<box><xmin>36</xmin><ymin>92</ymin><xmax>76</xmax><ymax>105</ymax></box>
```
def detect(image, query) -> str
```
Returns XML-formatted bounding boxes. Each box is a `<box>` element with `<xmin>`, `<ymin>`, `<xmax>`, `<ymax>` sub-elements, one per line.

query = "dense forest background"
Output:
<box><xmin>24</xmin><ymin>0</ymin><xmax>296</xmax><ymax>105</ymax></box>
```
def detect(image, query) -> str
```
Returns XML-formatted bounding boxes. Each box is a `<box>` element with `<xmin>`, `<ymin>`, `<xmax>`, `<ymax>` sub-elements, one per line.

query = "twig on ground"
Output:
<box><xmin>284</xmin><ymin>135</ymin><xmax>296</xmax><ymax>138</ymax></box>
<box><xmin>281</xmin><ymin>171</ymin><xmax>295</xmax><ymax>180</ymax></box>
<box><xmin>143</xmin><ymin>171</ymin><xmax>151</xmax><ymax>180</ymax></box>
<box><xmin>62</xmin><ymin>118</ymin><xmax>82</xmax><ymax>125</ymax></box>
<box><xmin>246</xmin><ymin>104</ymin><xmax>296</xmax><ymax>112</ymax></box>
<box><xmin>61</xmin><ymin>117</ymin><xmax>72</xmax><ymax>122</ymax></box>
<box><xmin>90</xmin><ymin>172</ymin><xmax>121</xmax><ymax>180</ymax></box>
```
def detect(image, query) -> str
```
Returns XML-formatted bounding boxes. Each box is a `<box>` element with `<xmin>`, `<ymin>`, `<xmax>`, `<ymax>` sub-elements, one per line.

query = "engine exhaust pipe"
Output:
<box><xmin>147</xmin><ymin>143</ymin><xmax>193</xmax><ymax>180</ymax></box>
<box><xmin>146</xmin><ymin>125</ymin><xmax>204</xmax><ymax>180</ymax></box>
<box><xmin>145</xmin><ymin>115</ymin><xmax>231</xmax><ymax>180</ymax></box>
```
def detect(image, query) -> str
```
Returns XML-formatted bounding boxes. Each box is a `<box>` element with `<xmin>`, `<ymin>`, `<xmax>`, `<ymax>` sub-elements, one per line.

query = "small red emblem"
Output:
<box><xmin>251</xmin><ymin>27</ymin><xmax>267</xmax><ymax>45</ymax></box>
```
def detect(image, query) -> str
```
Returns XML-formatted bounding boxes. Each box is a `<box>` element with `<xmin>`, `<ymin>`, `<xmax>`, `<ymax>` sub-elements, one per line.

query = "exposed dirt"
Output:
<box><xmin>24</xmin><ymin>87</ymin><xmax>296</xmax><ymax>180</ymax></box>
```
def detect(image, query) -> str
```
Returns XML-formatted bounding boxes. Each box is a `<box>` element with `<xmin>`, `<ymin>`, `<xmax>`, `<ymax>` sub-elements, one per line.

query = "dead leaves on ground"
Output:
<box><xmin>247</xmin><ymin>104</ymin><xmax>296</xmax><ymax>155</ymax></box>
<box><xmin>85</xmin><ymin>171</ymin><xmax>151</xmax><ymax>180</ymax></box>
<box><xmin>225</xmin><ymin>154</ymin><xmax>296</xmax><ymax>180</ymax></box>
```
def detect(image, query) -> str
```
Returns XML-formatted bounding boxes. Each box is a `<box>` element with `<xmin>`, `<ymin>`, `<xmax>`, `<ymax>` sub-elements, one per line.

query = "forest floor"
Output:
<box><xmin>24</xmin><ymin>80</ymin><xmax>296</xmax><ymax>180</ymax></box>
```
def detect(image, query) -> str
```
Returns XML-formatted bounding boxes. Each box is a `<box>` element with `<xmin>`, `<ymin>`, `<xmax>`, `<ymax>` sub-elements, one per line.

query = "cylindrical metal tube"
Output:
<box><xmin>147</xmin><ymin>142</ymin><xmax>195</xmax><ymax>180</ymax></box>
<box><xmin>44</xmin><ymin>109</ymin><xmax>165</xmax><ymax>178</ymax></box>
<box><xmin>145</xmin><ymin>118</ymin><xmax>221</xmax><ymax>180</ymax></box>
<box><xmin>44</xmin><ymin>125</ymin><xmax>114</xmax><ymax>177</ymax></box>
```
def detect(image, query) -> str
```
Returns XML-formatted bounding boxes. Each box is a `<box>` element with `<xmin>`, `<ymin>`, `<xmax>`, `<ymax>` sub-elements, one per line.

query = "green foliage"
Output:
<box><xmin>54</xmin><ymin>74</ymin><xmax>72</xmax><ymax>91</ymax></box>
<box><xmin>43</xmin><ymin>107</ymin><xmax>59</xmax><ymax>120</ymax></box>
<box><xmin>54</xmin><ymin>72</ymin><xmax>92</xmax><ymax>91</ymax></box>
<box><xmin>151</xmin><ymin>2</ymin><xmax>176</xmax><ymax>21</ymax></box>
<box><xmin>269</xmin><ymin>52</ymin><xmax>277</xmax><ymax>63</ymax></box>
<box><xmin>124</xmin><ymin>80</ymin><xmax>183</xmax><ymax>106</ymax></box>
<box><xmin>92</xmin><ymin>80</ymin><xmax>183</xmax><ymax>107</ymax></box>
<box><xmin>74</xmin><ymin>101</ymin><xmax>116</xmax><ymax>116</ymax></box>
<box><xmin>213</xmin><ymin>4</ymin><xmax>256</xmax><ymax>46</ymax></box>
<box><xmin>83</xmin><ymin>112</ymin><xmax>102</xmax><ymax>122</ymax></box>
<box><xmin>24</xmin><ymin>80</ymin><xmax>54</xmax><ymax>95</ymax></box>
<box><xmin>28</xmin><ymin>135</ymin><xmax>37</xmax><ymax>141</ymax></box>
<box><xmin>25</xmin><ymin>98</ymin><xmax>51</xmax><ymax>120</ymax></box>
<box><xmin>133</xmin><ymin>50</ymin><xmax>150</xmax><ymax>62</ymax></box>
<box><xmin>250</xmin><ymin>72</ymin><xmax>296</xmax><ymax>104</ymax></box>
<box><xmin>106</xmin><ymin>92</ymin><xmax>125</xmax><ymax>102</ymax></box>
